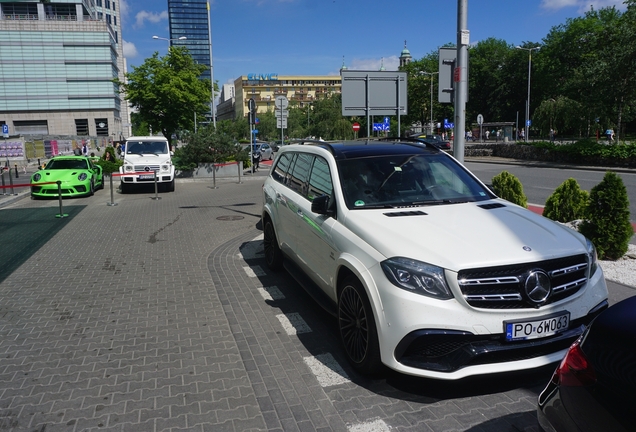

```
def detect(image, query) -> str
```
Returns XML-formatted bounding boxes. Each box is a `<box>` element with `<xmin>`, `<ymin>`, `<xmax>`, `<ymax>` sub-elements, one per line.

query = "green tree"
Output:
<box><xmin>174</xmin><ymin>124</ymin><xmax>247</xmax><ymax>171</ymax></box>
<box><xmin>491</xmin><ymin>171</ymin><xmax>528</xmax><ymax>208</ymax></box>
<box><xmin>542</xmin><ymin>178</ymin><xmax>589</xmax><ymax>222</ymax></box>
<box><xmin>115</xmin><ymin>47</ymin><xmax>211</xmax><ymax>144</ymax></box>
<box><xmin>579</xmin><ymin>171</ymin><xmax>633</xmax><ymax>260</ymax></box>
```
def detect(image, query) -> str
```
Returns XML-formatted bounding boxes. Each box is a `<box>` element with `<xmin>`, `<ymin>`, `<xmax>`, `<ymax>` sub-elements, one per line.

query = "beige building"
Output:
<box><xmin>234</xmin><ymin>74</ymin><xmax>342</xmax><ymax>118</ymax></box>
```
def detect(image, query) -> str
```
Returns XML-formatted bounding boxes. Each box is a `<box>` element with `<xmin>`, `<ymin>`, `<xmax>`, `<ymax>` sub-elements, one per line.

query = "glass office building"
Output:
<box><xmin>168</xmin><ymin>0</ymin><xmax>212</xmax><ymax>82</ymax></box>
<box><xmin>0</xmin><ymin>0</ymin><xmax>130</xmax><ymax>140</ymax></box>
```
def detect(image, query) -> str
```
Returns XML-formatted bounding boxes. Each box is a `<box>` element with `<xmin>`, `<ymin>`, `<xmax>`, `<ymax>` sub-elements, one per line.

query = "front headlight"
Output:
<box><xmin>381</xmin><ymin>257</ymin><xmax>453</xmax><ymax>300</ymax></box>
<box><xmin>78</xmin><ymin>173</ymin><xmax>87</xmax><ymax>181</ymax></box>
<box><xmin>586</xmin><ymin>238</ymin><xmax>598</xmax><ymax>277</ymax></box>
<box><xmin>33</xmin><ymin>173</ymin><xmax>41</xmax><ymax>182</ymax></box>
<box><xmin>124</xmin><ymin>165</ymin><xmax>134</xmax><ymax>172</ymax></box>
<box><xmin>161</xmin><ymin>164</ymin><xmax>169</xmax><ymax>171</ymax></box>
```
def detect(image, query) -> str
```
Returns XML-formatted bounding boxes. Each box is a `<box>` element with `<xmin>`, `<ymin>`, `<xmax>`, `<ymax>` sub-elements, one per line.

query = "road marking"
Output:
<box><xmin>257</xmin><ymin>285</ymin><xmax>285</xmax><ymax>301</ymax></box>
<box><xmin>243</xmin><ymin>265</ymin><xmax>266</xmax><ymax>278</ymax></box>
<box><xmin>239</xmin><ymin>235</ymin><xmax>264</xmax><ymax>259</ymax></box>
<box><xmin>348</xmin><ymin>419</ymin><xmax>391</xmax><ymax>432</ymax></box>
<box><xmin>276</xmin><ymin>313</ymin><xmax>312</xmax><ymax>335</ymax></box>
<box><xmin>303</xmin><ymin>353</ymin><xmax>350</xmax><ymax>387</ymax></box>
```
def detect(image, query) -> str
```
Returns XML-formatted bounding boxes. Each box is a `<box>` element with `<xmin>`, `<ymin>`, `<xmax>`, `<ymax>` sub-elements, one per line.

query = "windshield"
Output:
<box><xmin>338</xmin><ymin>153</ymin><xmax>493</xmax><ymax>209</ymax></box>
<box><xmin>126</xmin><ymin>141</ymin><xmax>168</xmax><ymax>155</ymax></box>
<box><xmin>46</xmin><ymin>159</ymin><xmax>89</xmax><ymax>170</ymax></box>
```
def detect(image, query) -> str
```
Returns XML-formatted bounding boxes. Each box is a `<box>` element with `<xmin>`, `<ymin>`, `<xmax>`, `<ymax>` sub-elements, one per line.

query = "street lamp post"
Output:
<box><xmin>152</xmin><ymin>35</ymin><xmax>187</xmax><ymax>51</ymax></box>
<box><xmin>420</xmin><ymin>71</ymin><xmax>439</xmax><ymax>135</ymax></box>
<box><xmin>516</xmin><ymin>45</ymin><xmax>540</xmax><ymax>142</ymax></box>
<box><xmin>207</xmin><ymin>1</ymin><xmax>216</xmax><ymax>130</ymax></box>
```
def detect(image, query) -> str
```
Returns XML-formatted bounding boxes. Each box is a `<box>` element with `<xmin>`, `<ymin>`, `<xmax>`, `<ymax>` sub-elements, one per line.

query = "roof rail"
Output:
<box><xmin>377</xmin><ymin>136</ymin><xmax>439</xmax><ymax>150</ymax></box>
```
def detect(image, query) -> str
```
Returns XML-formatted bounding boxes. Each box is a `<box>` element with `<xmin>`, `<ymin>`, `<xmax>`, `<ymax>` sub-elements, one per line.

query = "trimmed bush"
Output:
<box><xmin>579</xmin><ymin>171</ymin><xmax>633</xmax><ymax>260</ymax></box>
<box><xmin>543</xmin><ymin>178</ymin><xmax>589</xmax><ymax>222</ymax></box>
<box><xmin>491</xmin><ymin>171</ymin><xmax>528</xmax><ymax>208</ymax></box>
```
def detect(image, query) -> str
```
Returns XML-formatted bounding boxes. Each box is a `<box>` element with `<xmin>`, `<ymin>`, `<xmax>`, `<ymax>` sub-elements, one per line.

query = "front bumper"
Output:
<box><xmin>31</xmin><ymin>182</ymin><xmax>90</xmax><ymax>197</ymax></box>
<box><xmin>367</xmin><ymin>263</ymin><xmax>608</xmax><ymax>379</ymax></box>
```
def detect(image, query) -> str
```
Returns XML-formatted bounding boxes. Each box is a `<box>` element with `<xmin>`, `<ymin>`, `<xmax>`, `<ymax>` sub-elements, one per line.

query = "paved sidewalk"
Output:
<box><xmin>0</xmin><ymin>176</ymin><xmax>550</xmax><ymax>432</ymax></box>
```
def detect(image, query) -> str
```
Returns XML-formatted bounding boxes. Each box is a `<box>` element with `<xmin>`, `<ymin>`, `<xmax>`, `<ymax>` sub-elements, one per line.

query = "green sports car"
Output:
<box><xmin>31</xmin><ymin>156</ymin><xmax>104</xmax><ymax>198</ymax></box>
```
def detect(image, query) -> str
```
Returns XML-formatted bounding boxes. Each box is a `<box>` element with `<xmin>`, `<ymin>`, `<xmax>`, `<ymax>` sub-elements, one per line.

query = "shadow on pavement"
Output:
<box><xmin>0</xmin><ymin>205</ymin><xmax>85</xmax><ymax>284</ymax></box>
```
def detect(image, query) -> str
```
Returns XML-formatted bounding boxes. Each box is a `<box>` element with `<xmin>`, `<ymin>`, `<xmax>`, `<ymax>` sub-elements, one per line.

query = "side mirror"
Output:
<box><xmin>311</xmin><ymin>194</ymin><xmax>334</xmax><ymax>216</ymax></box>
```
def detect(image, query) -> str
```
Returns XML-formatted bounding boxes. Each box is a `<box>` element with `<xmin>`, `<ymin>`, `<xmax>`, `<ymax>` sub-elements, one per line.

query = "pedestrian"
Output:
<box><xmin>495</xmin><ymin>130</ymin><xmax>500</xmax><ymax>142</ymax></box>
<box><xmin>485</xmin><ymin>130</ymin><xmax>490</xmax><ymax>140</ymax></box>
<box><xmin>81</xmin><ymin>142</ymin><xmax>88</xmax><ymax>156</ymax></box>
<box><xmin>519</xmin><ymin>129</ymin><xmax>525</xmax><ymax>140</ymax></box>
<box><xmin>610</xmin><ymin>129</ymin><xmax>615</xmax><ymax>142</ymax></box>
<box><xmin>550</xmin><ymin>129</ymin><xmax>555</xmax><ymax>142</ymax></box>
<box><xmin>605</xmin><ymin>128</ymin><xmax>612</xmax><ymax>142</ymax></box>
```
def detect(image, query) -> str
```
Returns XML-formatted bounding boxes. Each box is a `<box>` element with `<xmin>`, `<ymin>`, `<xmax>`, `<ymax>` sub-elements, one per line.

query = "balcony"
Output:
<box><xmin>245</xmin><ymin>96</ymin><xmax>262</xmax><ymax>102</ymax></box>
<box><xmin>274</xmin><ymin>89</ymin><xmax>288</xmax><ymax>95</ymax></box>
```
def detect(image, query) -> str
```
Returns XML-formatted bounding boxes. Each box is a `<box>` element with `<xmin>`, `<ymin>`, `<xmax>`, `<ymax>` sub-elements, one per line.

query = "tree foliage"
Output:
<box><xmin>173</xmin><ymin>124</ymin><xmax>248</xmax><ymax>171</ymax></box>
<box><xmin>491</xmin><ymin>171</ymin><xmax>528</xmax><ymax>208</ymax></box>
<box><xmin>115</xmin><ymin>47</ymin><xmax>212</xmax><ymax>144</ymax></box>
<box><xmin>542</xmin><ymin>178</ymin><xmax>589</xmax><ymax>222</ymax></box>
<box><xmin>579</xmin><ymin>171</ymin><xmax>633</xmax><ymax>260</ymax></box>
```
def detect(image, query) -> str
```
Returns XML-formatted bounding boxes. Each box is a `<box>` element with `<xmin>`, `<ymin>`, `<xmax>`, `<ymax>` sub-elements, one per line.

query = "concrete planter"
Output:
<box><xmin>177</xmin><ymin>161</ymin><xmax>243</xmax><ymax>179</ymax></box>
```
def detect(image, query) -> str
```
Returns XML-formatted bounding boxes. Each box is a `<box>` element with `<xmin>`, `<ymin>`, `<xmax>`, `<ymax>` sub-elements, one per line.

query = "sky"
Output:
<box><xmin>119</xmin><ymin>0</ymin><xmax>628</xmax><ymax>94</ymax></box>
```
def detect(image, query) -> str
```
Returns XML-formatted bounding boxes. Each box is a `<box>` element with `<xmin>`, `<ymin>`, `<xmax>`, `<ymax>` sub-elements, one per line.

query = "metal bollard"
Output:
<box><xmin>107</xmin><ymin>174</ymin><xmax>118</xmax><ymax>206</ymax></box>
<box><xmin>237</xmin><ymin>161</ymin><xmax>242</xmax><ymax>184</ymax></box>
<box><xmin>14</xmin><ymin>164</ymin><xmax>18</xmax><ymax>178</ymax></box>
<box><xmin>151</xmin><ymin>170</ymin><xmax>161</xmax><ymax>200</ymax></box>
<box><xmin>1</xmin><ymin>170</ymin><xmax>6</xmax><ymax>195</ymax></box>
<box><xmin>211</xmin><ymin>162</ymin><xmax>218</xmax><ymax>189</ymax></box>
<box><xmin>55</xmin><ymin>181</ymin><xmax>68</xmax><ymax>218</ymax></box>
<box><xmin>7</xmin><ymin>165</ymin><xmax>16</xmax><ymax>196</ymax></box>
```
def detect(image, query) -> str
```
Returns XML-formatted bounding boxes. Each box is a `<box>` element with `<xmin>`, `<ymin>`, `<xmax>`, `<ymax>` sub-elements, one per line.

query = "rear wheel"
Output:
<box><xmin>338</xmin><ymin>276</ymin><xmax>382</xmax><ymax>375</ymax></box>
<box><xmin>165</xmin><ymin>179</ymin><xmax>175</xmax><ymax>192</ymax></box>
<box><xmin>263</xmin><ymin>219</ymin><xmax>283</xmax><ymax>271</ymax></box>
<box><xmin>89</xmin><ymin>179</ymin><xmax>95</xmax><ymax>196</ymax></box>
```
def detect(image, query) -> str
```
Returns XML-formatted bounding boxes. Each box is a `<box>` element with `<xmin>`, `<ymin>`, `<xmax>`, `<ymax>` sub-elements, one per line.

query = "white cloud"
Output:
<box><xmin>123</xmin><ymin>40</ymin><xmax>138</xmax><ymax>59</ymax></box>
<box><xmin>540</xmin><ymin>0</ymin><xmax>627</xmax><ymax>13</ymax></box>
<box><xmin>134</xmin><ymin>10</ymin><xmax>169</xmax><ymax>29</ymax></box>
<box><xmin>348</xmin><ymin>55</ymin><xmax>400</xmax><ymax>71</ymax></box>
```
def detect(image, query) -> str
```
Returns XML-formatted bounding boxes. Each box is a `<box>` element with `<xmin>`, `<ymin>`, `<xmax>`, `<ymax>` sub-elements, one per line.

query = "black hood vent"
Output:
<box><xmin>478</xmin><ymin>203</ymin><xmax>506</xmax><ymax>210</ymax></box>
<box><xmin>384</xmin><ymin>210</ymin><xmax>428</xmax><ymax>217</ymax></box>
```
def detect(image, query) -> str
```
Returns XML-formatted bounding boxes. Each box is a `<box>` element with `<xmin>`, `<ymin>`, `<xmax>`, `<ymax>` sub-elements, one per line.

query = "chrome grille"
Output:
<box><xmin>458</xmin><ymin>254</ymin><xmax>588</xmax><ymax>309</ymax></box>
<box><xmin>134</xmin><ymin>165</ymin><xmax>161</xmax><ymax>172</ymax></box>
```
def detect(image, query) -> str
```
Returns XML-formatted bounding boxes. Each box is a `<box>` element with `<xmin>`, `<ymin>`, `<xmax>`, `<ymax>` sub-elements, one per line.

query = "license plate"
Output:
<box><xmin>138</xmin><ymin>174</ymin><xmax>154</xmax><ymax>180</ymax></box>
<box><xmin>505</xmin><ymin>312</ymin><xmax>570</xmax><ymax>341</ymax></box>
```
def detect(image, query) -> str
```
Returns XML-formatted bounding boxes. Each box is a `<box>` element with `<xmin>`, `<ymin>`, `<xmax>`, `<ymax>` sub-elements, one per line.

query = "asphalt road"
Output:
<box><xmin>0</xmin><ymin>166</ymin><xmax>633</xmax><ymax>432</ymax></box>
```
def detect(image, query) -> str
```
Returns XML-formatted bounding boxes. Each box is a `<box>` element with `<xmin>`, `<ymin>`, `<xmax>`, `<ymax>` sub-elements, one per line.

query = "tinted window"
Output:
<box><xmin>289</xmin><ymin>153</ymin><xmax>312</xmax><ymax>195</ymax></box>
<box><xmin>272</xmin><ymin>152</ymin><xmax>293</xmax><ymax>184</ymax></box>
<box><xmin>307</xmin><ymin>157</ymin><xmax>332</xmax><ymax>200</ymax></box>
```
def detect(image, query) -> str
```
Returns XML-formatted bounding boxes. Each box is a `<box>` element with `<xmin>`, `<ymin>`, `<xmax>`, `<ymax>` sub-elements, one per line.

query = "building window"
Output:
<box><xmin>95</xmin><ymin>119</ymin><xmax>109</xmax><ymax>136</ymax></box>
<box><xmin>114</xmin><ymin>16</ymin><xmax>117</xmax><ymax>25</ymax></box>
<box><xmin>106</xmin><ymin>14</ymin><xmax>111</xmax><ymax>24</ymax></box>
<box><xmin>96</xmin><ymin>0</ymin><xmax>102</xmax><ymax>6</ymax></box>
<box><xmin>14</xmin><ymin>120</ymin><xmax>48</xmax><ymax>135</ymax></box>
<box><xmin>105</xmin><ymin>0</ymin><xmax>111</xmax><ymax>9</ymax></box>
<box><xmin>75</xmin><ymin>119</ymin><xmax>89</xmax><ymax>136</ymax></box>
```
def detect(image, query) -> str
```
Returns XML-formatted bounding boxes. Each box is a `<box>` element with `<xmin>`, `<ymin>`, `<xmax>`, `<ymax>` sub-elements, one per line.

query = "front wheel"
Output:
<box><xmin>263</xmin><ymin>219</ymin><xmax>283</xmax><ymax>271</ymax></box>
<box><xmin>338</xmin><ymin>276</ymin><xmax>382</xmax><ymax>375</ymax></box>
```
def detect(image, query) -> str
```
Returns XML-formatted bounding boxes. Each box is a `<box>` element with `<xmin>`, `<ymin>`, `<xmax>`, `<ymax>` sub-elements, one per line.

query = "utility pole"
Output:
<box><xmin>454</xmin><ymin>0</ymin><xmax>468</xmax><ymax>163</ymax></box>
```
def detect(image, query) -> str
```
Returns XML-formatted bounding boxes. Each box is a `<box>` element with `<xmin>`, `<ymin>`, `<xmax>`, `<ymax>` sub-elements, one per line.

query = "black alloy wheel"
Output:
<box><xmin>338</xmin><ymin>276</ymin><xmax>382</xmax><ymax>375</ymax></box>
<box><xmin>263</xmin><ymin>220</ymin><xmax>283</xmax><ymax>270</ymax></box>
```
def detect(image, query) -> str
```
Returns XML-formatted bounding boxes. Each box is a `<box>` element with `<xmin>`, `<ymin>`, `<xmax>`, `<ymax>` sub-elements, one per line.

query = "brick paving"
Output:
<box><xmin>0</xmin><ymin>174</ymin><xmax>553</xmax><ymax>431</ymax></box>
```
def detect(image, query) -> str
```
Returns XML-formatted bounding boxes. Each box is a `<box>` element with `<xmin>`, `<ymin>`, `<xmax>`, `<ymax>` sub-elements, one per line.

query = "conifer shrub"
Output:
<box><xmin>543</xmin><ymin>178</ymin><xmax>589</xmax><ymax>222</ymax></box>
<box><xmin>579</xmin><ymin>171</ymin><xmax>633</xmax><ymax>260</ymax></box>
<box><xmin>491</xmin><ymin>171</ymin><xmax>528</xmax><ymax>208</ymax></box>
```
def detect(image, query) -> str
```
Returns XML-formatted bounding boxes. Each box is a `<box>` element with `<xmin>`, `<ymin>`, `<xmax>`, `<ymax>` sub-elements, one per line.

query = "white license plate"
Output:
<box><xmin>138</xmin><ymin>174</ymin><xmax>154</xmax><ymax>180</ymax></box>
<box><xmin>505</xmin><ymin>312</ymin><xmax>570</xmax><ymax>341</ymax></box>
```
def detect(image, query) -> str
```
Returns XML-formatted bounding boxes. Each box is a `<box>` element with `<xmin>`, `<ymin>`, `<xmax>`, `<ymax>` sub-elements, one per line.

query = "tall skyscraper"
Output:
<box><xmin>168</xmin><ymin>0</ymin><xmax>212</xmax><ymax>82</ymax></box>
<box><xmin>0</xmin><ymin>0</ymin><xmax>130</xmax><ymax>141</ymax></box>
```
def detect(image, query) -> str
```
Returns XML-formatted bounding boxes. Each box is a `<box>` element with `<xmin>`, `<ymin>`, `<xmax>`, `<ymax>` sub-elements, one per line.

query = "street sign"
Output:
<box><xmin>275</xmin><ymin>96</ymin><xmax>288</xmax><ymax>109</ymax></box>
<box><xmin>2</xmin><ymin>124</ymin><xmax>8</xmax><ymax>138</ymax></box>
<box><xmin>477</xmin><ymin>114</ymin><xmax>483</xmax><ymax>125</ymax></box>
<box><xmin>274</xmin><ymin>110</ymin><xmax>289</xmax><ymax>117</ymax></box>
<box><xmin>248</xmin><ymin>98</ymin><xmax>256</xmax><ymax>112</ymax></box>
<box><xmin>252</xmin><ymin>129</ymin><xmax>259</xmax><ymax>134</ymax></box>
<box><xmin>352</xmin><ymin>122</ymin><xmax>360</xmax><ymax>132</ymax></box>
<box><xmin>373</xmin><ymin>123</ymin><xmax>390</xmax><ymax>132</ymax></box>
<box><xmin>255</xmin><ymin>118</ymin><xmax>260</xmax><ymax>124</ymax></box>
<box><xmin>277</xmin><ymin>117</ymin><xmax>288</xmax><ymax>129</ymax></box>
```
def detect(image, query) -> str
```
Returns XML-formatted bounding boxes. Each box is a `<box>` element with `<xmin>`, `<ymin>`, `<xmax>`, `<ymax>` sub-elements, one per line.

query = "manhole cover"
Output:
<box><xmin>216</xmin><ymin>215</ymin><xmax>244</xmax><ymax>221</ymax></box>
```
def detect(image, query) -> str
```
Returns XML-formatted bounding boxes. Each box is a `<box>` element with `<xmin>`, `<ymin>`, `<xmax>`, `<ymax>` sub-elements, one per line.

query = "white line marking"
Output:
<box><xmin>276</xmin><ymin>313</ymin><xmax>312</xmax><ymax>335</ymax></box>
<box><xmin>348</xmin><ymin>419</ymin><xmax>391</xmax><ymax>432</ymax></box>
<box><xmin>257</xmin><ymin>286</ymin><xmax>285</xmax><ymax>301</ymax></box>
<box><xmin>303</xmin><ymin>353</ymin><xmax>350</xmax><ymax>387</ymax></box>
<box><xmin>243</xmin><ymin>265</ymin><xmax>266</xmax><ymax>277</ymax></box>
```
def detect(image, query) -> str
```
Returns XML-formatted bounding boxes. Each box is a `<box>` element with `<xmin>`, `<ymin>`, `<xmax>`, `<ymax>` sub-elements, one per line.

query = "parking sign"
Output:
<box><xmin>2</xmin><ymin>124</ymin><xmax>8</xmax><ymax>138</ymax></box>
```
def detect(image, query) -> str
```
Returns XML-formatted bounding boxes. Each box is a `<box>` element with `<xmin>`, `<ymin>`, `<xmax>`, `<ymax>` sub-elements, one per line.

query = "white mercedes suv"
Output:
<box><xmin>261</xmin><ymin>139</ymin><xmax>608</xmax><ymax>379</ymax></box>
